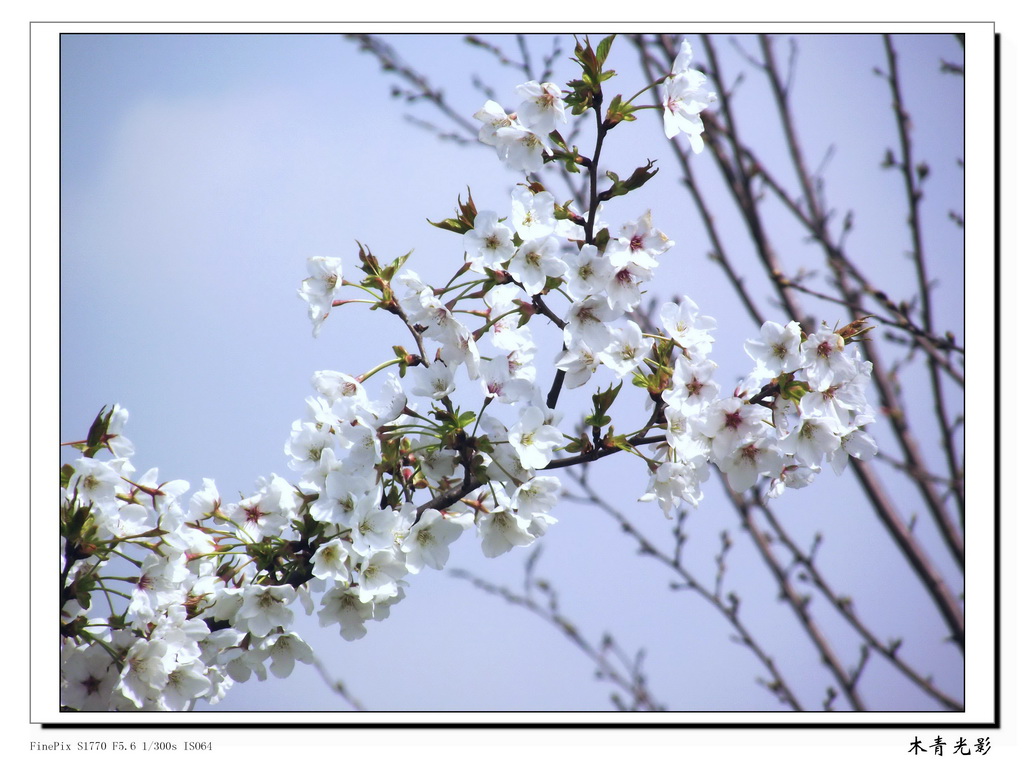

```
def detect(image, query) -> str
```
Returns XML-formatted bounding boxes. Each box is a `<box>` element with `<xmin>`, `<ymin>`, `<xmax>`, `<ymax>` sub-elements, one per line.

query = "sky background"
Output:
<box><xmin>57</xmin><ymin>32</ymin><xmax>969</xmax><ymax>714</ymax></box>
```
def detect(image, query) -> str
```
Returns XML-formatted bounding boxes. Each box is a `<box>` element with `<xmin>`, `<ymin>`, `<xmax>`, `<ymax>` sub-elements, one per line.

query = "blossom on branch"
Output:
<box><xmin>662</xmin><ymin>39</ymin><xmax>717</xmax><ymax>152</ymax></box>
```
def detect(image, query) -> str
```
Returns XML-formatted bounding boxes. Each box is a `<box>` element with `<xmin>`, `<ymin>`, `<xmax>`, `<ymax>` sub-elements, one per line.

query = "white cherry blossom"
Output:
<box><xmin>510</xmin><ymin>186</ymin><xmax>557</xmax><ymax>239</ymax></box>
<box><xmin>801</xmin><ymin>330</ymin><xmax>858</xmax><ymax>391</ymax></box>
<box><xmin>507</xmin><ymin>236</ymin><xmax>567</xmax><ymax>295</ymax></box>
<box><xmin>515</xmin><ymin>80</ymin><xmax>567</xmax><ymax>134</ymax></box>
<box><xmin>508</xmin><ymin>406</ymin><xmax>563</xmax><ymax>470</ymax></box>
<box><xmin>473</xmin><ymin>99</ymin><xmax>515</xmax><ymax>145</ymax></box>
<box><xmin>464</xmin><ymin>210</ymin><xmax>515</xmax><ymax>271</ymax></box>
<box><xmin>401</xmin><ymin>509</ymin><xmax>465</xmax><ymax>573</ymax></box>
<box><xmin>745</xmin><ymin>320</ymin><xmax>804</xmax><ymax>379</ymax></box>
<box><xmin>298</xmin><ymin>256</ymin><xmax>343</xmax><ymax>337</ymax></box>
<box><xmin>659</xmin><ymin>298</ymin><xmax>716</xmax><ymax>359</ymax></box>
<box><xmin>662</xmin><ymin>39</ymin><xmax>717</xmax><ymax>152</ymax></box>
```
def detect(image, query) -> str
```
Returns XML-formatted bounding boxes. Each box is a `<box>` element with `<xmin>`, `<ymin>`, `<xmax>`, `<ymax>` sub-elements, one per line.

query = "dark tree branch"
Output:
<box><xmin>726</xmin><ymin>485</ymin><xmax>867</xmax><ymax>711</ymax></box>
<box><xmin>882</xmin><ymin>34</ymin><xmax>966</xmax><ymax>524</ymax></box>
<box><xmin>755</xmin><ymin>499</ymin><xmax>963</xmax><ymax>710</ymax></box>
<box><xmin>753</xmin><ymin>34</ymin><xmax>964</xmax><ymax>570</ymax></box>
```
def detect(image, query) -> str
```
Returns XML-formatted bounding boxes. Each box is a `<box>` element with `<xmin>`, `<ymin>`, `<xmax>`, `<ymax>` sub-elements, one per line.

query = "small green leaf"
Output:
<box><xmin>595</xmin><ymin>35</ymin><xmax>616</xmax><ymax>66</ymax></box>
<box><xmin>380</xmin><ymin>250</ymin><xmax>412</xmax><ymax>282</ymax></box>
<box><xmin>592</xmin><ymin>381</ymin><xmax>623</xmax><ymax>414</ymax></box>
<box><xmin>554</xmin><ymin>201</ymin><xmax>576</xmax><ymax>220</ymax></box>
<box><xmin>600</xmin><ymin>160</ymin><xmax>658</xmax><ymax>201</ymax></box>
<box><xmin>607</xmin><ymin>434</ymin><xmax>632</xmax><ymax>451</ymax></box>
<box><xmin>85</xmin><ymin>406</ymin><xmax>110</xmax><ymax>452</ymax></box>
<box><xmin>632</xmin><ymin>371</ymin><xmax>652</xmax><ymax>389</ymax></box>
<box><xmin>429</xmin><ymin>190</ymin><xmax>478</xmax><ymax>234</ymax></box>
<box><xmin>428</xmin><ymin>217</ymin><xmax>471</xmax><ymax>234</ymax></box>
<box><xmin>548</xmin><ymin>148</ymin><xmax>581</xmax><ymax>174</ymax></box>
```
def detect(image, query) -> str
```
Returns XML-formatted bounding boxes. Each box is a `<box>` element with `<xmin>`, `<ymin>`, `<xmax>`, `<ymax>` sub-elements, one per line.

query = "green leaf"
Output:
<box><xmin>429</xmin><ymin>189</ymin><xmax>478</xmax><ymax>235</ymax></box>
<box><xmin>595</xmin><ymin>35</ymin><xmax>616</xmax><ymax>67</ymax></box>
<box><xmin>548</xmin><ymin>148</ymin><xmax>581</xmax><ymax>174</ymax></box>
<box><xmin>632</xmin><ymin>371</ymin><xmax>652</xmax><ymax>390</ymax></box>
<box><xmin>380</xmin><ymin>250</ymin><xmax>412</xmax><ymax>282</ymax></box>
<box><xmin>604</xmin><ymin>94</ymin><xmax>638</xmax><ymax>127</ymax></box>
<box><xmin>553</xmin><ymin>202</ymin><xmax>571</xmax><ymax>220</ymax></box>
<box><xmin>778</xmin><ymin>373</ymin><xmax>811</xmax><ymax>404</ymax></box>
<box><xmin>591</xmin><ymin>381</ymin><xmax>623</xmax><ymax>416</ymax></box>
<box><xmin>85</xmin><ymin>406</ymin><xmax>110</xmax><ymax>452</ymax></box>
<box><xmin>572</xmin><ymin>36</ymin><xmax>598</xmax><ymax>75</ymax></box>
<box><xmin>607</xmin><ymin>434</ymin><xmax>632</xmax><ymax>451</ymax></box>
<box><xmin>600</xmin><ymin>160</ymin><xmax>659</xmax><ymax>201</ymax></box>
<box><xmin>564</xmin><ymin>78</ymin><xmax>595</xmax><ymax>115</ymax></box>
<box><xmin>76</xmin><ymin>584</ymin><xmax>93</xmax><ymax>611</ymax></box>
<box><xmin>428</xmin><ymin>217</ymin><xmax>468</xmax><ymax>234</ymax></box>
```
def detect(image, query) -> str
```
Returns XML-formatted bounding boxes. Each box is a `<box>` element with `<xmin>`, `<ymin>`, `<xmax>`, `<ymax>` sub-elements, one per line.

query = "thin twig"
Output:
<box><xmin>755</xmin><ymin>500</ymin><xmax>963</xmax><ymax>710</ymax></box>
<box><xmin>882</xmin><ymin>34</ymin><xmax>965</xmax><ymax>522</ymax></box>
<box><xmin>726</xmin><ymin>484</ymin><xmax>867</xmax><ymax>711</ymax></box>
<box><xmin>310</xmin><ymin>656</ymin><xmax>366</xmax><ymax>711</ymax></box>
<box><xmin>756</xmin><ymin>34</ymin><xmax>964</xmax><ymax>569</ymax></box>
<box><xmin>568</xmin><ymin>469</ymin><xmax>805</xmax><ymax>711</ymax></box>
<box><xmin>450</xmin><ymin>562</ymin><xmax>665</xmax><ymax>710</ymax></box>
<box><xmin>630</xmin><ymin>35</ymin><xmax>766</xmax><ymax>329</ymax></box>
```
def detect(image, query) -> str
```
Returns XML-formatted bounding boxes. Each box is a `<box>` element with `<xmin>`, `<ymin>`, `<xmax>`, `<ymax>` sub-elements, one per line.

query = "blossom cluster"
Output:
<box><xmin>60</xmin><ymin>406</ymin><xmax>335</xmax><ymax>710</ymax></box>
<box><xmin>60</xmin><ymin>36</ymin><xmax>875</xmax><ymax>711</ymax></box>
<box><xmin>474</xmin><ymin>80</ymin><xmax>567</xmax><ymax>173</ymax></box>
<box><xmin>636</xmin><ymin>314</ymin><xmax>878</xmax><ymax>515</ymax></box>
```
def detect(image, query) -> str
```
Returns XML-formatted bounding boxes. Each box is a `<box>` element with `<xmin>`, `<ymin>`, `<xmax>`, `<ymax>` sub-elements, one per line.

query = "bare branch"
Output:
<box><xmin>728</xmin><ymin>485</ymin><xmax>867</xmax><ymax>711</ymax></box>
<box><xmin>882</xmin><ymin>34</ymin><xmax>965</xmax><ymax>523</ymax></box>
<box><xmin>756</xmin><ymin>500</ymin><xmax>963</xmax><ymax>709</ymax></box>
<box><xmin>310</xmin><ymin>656</ymin><xmax>366</xmax><ymax>711</ymax></box>
<box><xmin>346</xmin><ymin>34</ymin><xmax>480</xmax><ymax>143</ymax></box>
<box><xmin>451</xmin><ymin>558</ymin><xmax>666</xmax><ymax>711</ymax></box>
<box><xmin>568</xmin><ymin>469</ymin><xmax>805</xmax><ymax>711</ymax></box>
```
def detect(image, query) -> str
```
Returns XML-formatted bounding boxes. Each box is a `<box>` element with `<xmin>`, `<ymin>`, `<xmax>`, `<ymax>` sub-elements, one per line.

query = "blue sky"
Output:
<box><xmin>58</xmin><ymin>32</ymin><xmax>969</xmax><ymax>714</ymax></box>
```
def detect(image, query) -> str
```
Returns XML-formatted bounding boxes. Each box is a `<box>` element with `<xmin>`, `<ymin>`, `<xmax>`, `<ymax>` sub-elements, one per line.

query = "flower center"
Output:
<box><xmin>416</xmin><ymin>529</ymin><xmax>435</xmax><ymax>546</ymax></box>
<box><xmin>243</xmin><ymin>504</ymin><xmax>266</xmax><ymax>525</ymax></box>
